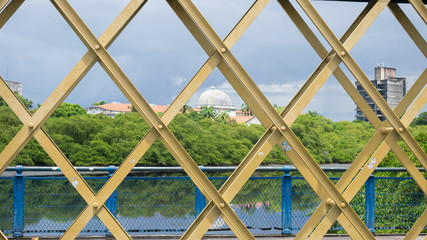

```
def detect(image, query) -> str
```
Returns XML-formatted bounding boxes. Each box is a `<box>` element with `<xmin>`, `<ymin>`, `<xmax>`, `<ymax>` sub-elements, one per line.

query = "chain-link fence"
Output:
<box><xmin>1</xmin><ymin>167</ymin><xmax>425</xmax><ymax>237</ymax></box>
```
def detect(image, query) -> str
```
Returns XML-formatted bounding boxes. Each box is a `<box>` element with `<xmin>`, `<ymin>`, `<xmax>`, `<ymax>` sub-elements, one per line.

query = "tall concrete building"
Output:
<box><xmin>355</xmin><ymin>65</ymin><xmax>406</xmax><ymax>122</ymax></box>
<box><xmin>5</xmin><ymin>80</ymin><xmax>22</xmax><ymax>95</ymax></box>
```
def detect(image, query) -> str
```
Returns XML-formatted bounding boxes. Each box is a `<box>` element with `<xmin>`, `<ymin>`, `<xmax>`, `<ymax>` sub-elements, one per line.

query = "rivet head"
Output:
<box><xmin>219</xmin><ymin>203</ymin><xmax>225</xmax><ymax>208</ymax></box>
<box><xmin>158</xmin><ymin>124</ymin><xmax>163</xmax><ymax>130</ymax></box>
<box><xmin>398</xmin><ymin>127</ymin><xmax>403</xmax><ymax>132</ymax></box>
<box><xmin>271</xmin><ymin>126</ymin><xmax>277</xmax><ymax>132</ymax></box>
<box><xmin>28</xmin><ymin>123</ymin><xmax>34</xmax><ymax>128</ymax></box>
<box><xmin>340</xmin><ymin>51</ymin><xmax>346</xmax><ymax>56</ymax></box>
<box><xmin>281</xmin><ymin>126</ymin><xmax>286</xmax><ymax>131</ymax></box>
<box><xmin>220</xmin><ymin>48</ymin><xmax>226</xmax><ymax>53</ymax></box>
<box><xmin>94</xmin><ymin>45</ymin><xmax>100</xmax><ymax>50</ymax></box>
<box><xmin>93</xmin><ymin>202</ymin><xmax>99</xmax><ymax>208</ymax></box>
<box><xmin>340</xmin><ymin>202</ymin><xmax>346</xmax><ymax>208</ymax></box>
<box><xmin>326</xmin><ymin>198</ymin><xmax>335</xmax><ymax>207</ymax></box>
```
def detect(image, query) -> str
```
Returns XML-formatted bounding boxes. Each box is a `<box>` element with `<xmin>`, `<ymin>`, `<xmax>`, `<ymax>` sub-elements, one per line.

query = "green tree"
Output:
<box><xmin>216</xmin><ymin>110</ymin><xmax>230</xmax><ymax>123</ymax></box>
<box><xmin>181</xmin><ymin>104</ymin><xmax>193</xmax><ymax>113</ymax></box>
<box><xmin>411</xmin><ymin>112</ymin><xmax>427</xmax><ymax>126</ymax></box>
<box><xmin>0</xmin><ymin>91</ymin><xmax>33</xmax><ymax>109</ymax></box>
<box><xmin>51</xmin><ymin>103</ymin><xmax>86</xmax><ymax>118</ymax></box>
<box><xmin>200</xmin><ymin>105</ymin><xmax>217</xmax><ymax>120</ymax></box>
<box><xmin>92</xmin><ymin>101</ymin><xmax>106</xmax><ymax>106</ymax></box>
<box><xmin>241</xmin><ymin>103</ymin><xmax>252</xmax><ymax>116</ymax></box>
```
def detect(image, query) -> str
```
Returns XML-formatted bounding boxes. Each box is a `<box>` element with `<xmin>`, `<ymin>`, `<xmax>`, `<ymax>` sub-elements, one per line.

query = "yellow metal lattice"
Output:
<box><xmin>0</xmin><ymin>0</ymin><xmax>426</xmax><ymax>239</ymax></box>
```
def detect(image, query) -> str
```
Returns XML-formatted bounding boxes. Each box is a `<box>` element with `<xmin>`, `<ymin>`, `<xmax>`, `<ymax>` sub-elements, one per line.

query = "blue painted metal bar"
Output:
<box><xmin>106</xmin><ymin>166</ymin><xmax>118</xmax><ymax>236</ymax></box>
<box><xmin>195</xmin><ymin>166</ymin><xmax>206</xmax><ymax>217</ymax></box>
<box><xmin>12</xmin><ymin>165</ymin><xmax>24</xmax><ymax>237</ymax></box>
<box><xmin>365</xmin><ymin>175</ymin><xmax>375</xmax><ymax>233</ymax></box>
<box><xmin>106</xmin><ymin>166</ymin><xmax>118</xmax><ymax>217</ymax></box>
<box><xmin>282</xmin><ymin>166</ymin><xmax>292</xmax><ymax>235</ymax></box>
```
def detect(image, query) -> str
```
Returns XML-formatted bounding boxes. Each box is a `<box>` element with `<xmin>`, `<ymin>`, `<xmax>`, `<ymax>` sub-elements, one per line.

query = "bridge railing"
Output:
<box><xmin>0</xmin><ymin>166</ymin><xmax>425</xmax><ymax>237</ymax></box>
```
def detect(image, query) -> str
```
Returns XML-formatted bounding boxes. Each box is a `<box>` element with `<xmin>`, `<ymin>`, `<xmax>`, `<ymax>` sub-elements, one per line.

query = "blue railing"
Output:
<box><xmin>0</xmin><ymin>166</ymin><xmax>425</xmax><ymax>237</ymax></box>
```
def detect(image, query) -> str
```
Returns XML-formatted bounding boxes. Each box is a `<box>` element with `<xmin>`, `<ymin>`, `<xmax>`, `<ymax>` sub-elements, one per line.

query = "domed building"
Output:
<box><xmin>197</xmin><ymin>87</ymin><xmax>237</xmax><ymax>117</ymax></box>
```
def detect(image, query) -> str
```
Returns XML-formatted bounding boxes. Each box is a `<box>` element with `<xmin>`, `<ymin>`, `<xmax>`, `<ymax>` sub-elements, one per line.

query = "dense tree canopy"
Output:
<box><xmin>0</xmin><ymin>102</ymin><xmax>426</xmax><ymax>167</ymax></box>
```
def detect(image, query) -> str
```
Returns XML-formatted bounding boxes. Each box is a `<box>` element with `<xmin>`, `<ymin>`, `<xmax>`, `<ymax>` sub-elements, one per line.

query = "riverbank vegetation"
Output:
<box><xmin>0</xmin><ymin>99</ymin><xmax>426</xmax><ymax>168</ymax></box>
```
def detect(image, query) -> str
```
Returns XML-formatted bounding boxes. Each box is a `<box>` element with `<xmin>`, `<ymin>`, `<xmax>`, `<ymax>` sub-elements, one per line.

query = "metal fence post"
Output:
<box><xmin>106</xmin><ymin>166</ymin><xmax>118</xmax><ymax>236</ymax></box>
<box><xmin>195</xmin><ymin>166</ymin><xmax>206</xmax><ymax>217</ymax></box>
<box><xmin>365</xmin><ymin>174</ymin><xmax>375</xmax><ymax>234</ymax></box>
<box><xmin>282</xmin><ymin>166</ymin><xmax>292</xmax><ymax>235</ymax></box>
<box><xmin>106</xmin><ymin>166</ymin><xmax>118</xmax><ymax>216</ymax></box>
<box><xmin>13</xmin><ymin>165</ymin><xmax>24</xmax><ymax>237</ymax></box>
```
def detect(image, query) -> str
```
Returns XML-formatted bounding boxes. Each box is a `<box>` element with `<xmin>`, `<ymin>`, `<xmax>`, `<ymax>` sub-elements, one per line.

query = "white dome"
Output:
<box><xmin>198</xmin><ymin>87</ymin><xmax>233</xmax><ymax>107</ymax></box>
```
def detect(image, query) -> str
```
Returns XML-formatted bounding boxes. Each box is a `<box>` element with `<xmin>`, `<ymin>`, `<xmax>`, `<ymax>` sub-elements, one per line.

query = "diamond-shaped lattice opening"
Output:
<box><xmin>0</xmin><ymin>178</ymin><xmax>13</xmax><ymax>234</ymax></box>
<box><xmin>117</xmin><ymin>177</ymin><xmax>196</xmax><ymax>233</ymax></box>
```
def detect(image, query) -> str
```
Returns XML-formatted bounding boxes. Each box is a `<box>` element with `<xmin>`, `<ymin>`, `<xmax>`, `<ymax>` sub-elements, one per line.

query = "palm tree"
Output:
<box><xmin>200</xmin><ymin>105</ymin><xmax>217</xmax><ymax>119</ymax></box>
<box><xmin>181</xmin><ymin>104</ymin><xmax>193</xmax><ymax>114</ymax></box>
<box><xmin>241</xmin><ymin>103</ymin><xmax>252</xmax><ymax>116</ymax></box>
<box><xmin>216</xmin><ymin>110</ymin><xmax>230</xmax><ymax>123</ymax></box>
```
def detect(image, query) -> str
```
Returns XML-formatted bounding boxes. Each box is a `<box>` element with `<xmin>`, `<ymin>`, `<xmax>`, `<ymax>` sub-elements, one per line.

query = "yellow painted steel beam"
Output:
<box><xmin>63</xmin><ymin>2</ymin><xmax>271</xmax><ymax>239</ymax></box>
<box><xmin>0</xmin><ymin>230</ymin><xmax>6</xmax><ymax>240</ymax></box>
<box><xmin>0</xmin><ymin>0</ymin><xmax>23</xmax><ymax>29</ymax></box>
<box><xmin>51</xmin><ymin>1</ymin><xmax>255</xmax><ymax>239</ymax></box>
<box><xmin>181</xmin><ymin>0</ymin><xmax>390</xmax><ymax>238</ymax></box>
<box><xmin>296</xmin><ymin>0</ymin><xmax>427</xmax><ymax>168</ymax></box>
<box><xmin>170</xmin><ymin>0</ymin><xmax>375</xmax><ymax>238</ymax></box>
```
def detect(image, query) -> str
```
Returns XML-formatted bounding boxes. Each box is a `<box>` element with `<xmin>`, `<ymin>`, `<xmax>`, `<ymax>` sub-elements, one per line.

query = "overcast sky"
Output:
<box><xmin>0</xmin><ymin>0</ymin><xmax>426</xmax><ymax>122</ymax></box>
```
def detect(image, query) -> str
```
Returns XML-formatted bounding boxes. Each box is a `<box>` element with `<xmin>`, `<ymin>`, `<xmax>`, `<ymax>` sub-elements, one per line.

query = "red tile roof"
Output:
<box><xmin>98</xmin><ymin>102</ymin><xmax>132</xmax><ymax>112</ymax></box>
<box><xmin>231</xmin><ymin>115</ymin><xmax>255</xmax><ymax>124</ymax></box>
<box><xmin>96</xmin><ymin>102</ymin><xmax>170</xmax><ymax>113</ymax></box>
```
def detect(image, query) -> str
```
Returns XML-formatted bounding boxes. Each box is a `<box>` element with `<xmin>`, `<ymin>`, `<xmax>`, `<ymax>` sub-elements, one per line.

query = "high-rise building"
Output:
<box><xmin>355</xmin><ymin>65</ymin><xmax>406</xmax><ymax>122</ymax></box>
<box><xmin>5</xmin><ymin>80</ymin><xmax>22</xmax><ymax>95</ymax></box>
